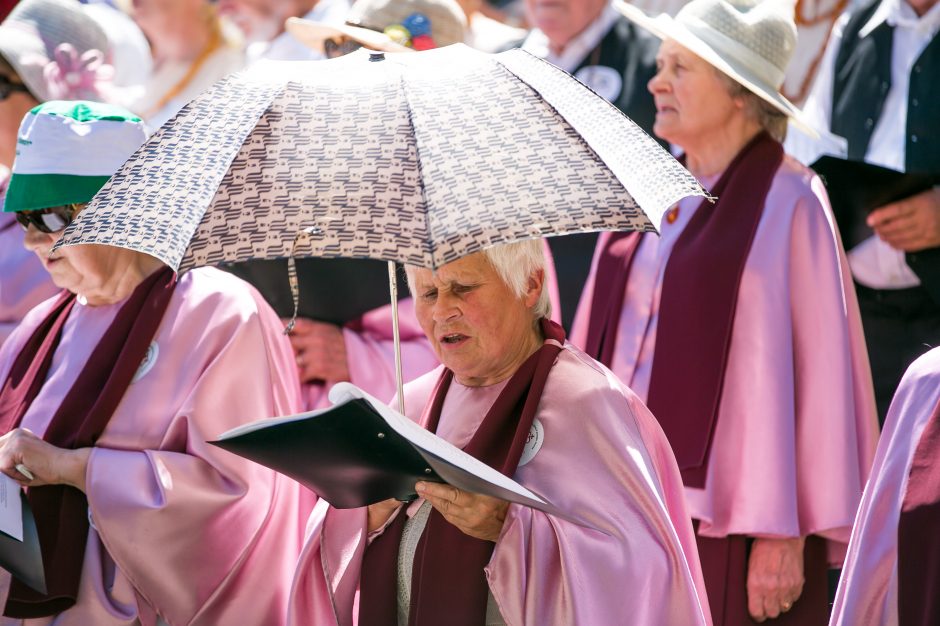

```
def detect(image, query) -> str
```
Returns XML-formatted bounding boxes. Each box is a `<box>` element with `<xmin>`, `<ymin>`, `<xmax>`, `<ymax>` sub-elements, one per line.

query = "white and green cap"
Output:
<box><xmin>3</xmin><ymin>100</ymin><xmax>147</xmax><ymax>213</ymax></box>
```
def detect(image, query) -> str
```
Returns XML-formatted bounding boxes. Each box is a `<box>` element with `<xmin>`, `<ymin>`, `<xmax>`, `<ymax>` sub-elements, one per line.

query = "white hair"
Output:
<box><xmin>405</xmin><ymin>239</ymin><xmax>552</xmax><ymax>319</ymax></box>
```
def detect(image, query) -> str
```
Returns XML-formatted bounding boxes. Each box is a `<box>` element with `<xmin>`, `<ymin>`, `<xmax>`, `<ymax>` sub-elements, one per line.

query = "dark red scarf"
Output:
<box><xmin>897</xmin><ymin>392</ymin><xmax>940</xmax><ymax>625</ymax></box>
<box><xmin>359</xmin><ymin>319</ymin><xmax>565</xmax><ymax>626</ymax></box>
<box><xmin>0</xmin><ymin>266</ymin><xmax>177</xmax><ymax>618</ymax></box>
<box><xmin>583</xmin><ymin>132</ymin><xmax>783</xmax><ymax>488</ymax></box>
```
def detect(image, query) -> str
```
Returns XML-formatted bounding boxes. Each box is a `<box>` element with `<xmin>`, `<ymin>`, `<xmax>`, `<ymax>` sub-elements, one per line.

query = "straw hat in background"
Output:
<box><xmin>287</xmin><ymin>0</ymin><xmax>467</xmax><ymax>56</ymax></box>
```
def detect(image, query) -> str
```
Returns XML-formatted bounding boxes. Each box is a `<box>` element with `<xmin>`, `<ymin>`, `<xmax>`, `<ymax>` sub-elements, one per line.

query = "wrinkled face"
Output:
<box><xmin>647</xmin><ymin>39</ymin><xmax>742</xmax><ymax>148</ymax></box>
<box><xmin>21</xmin><ymin>204</ymin><xmax>137</xmax><ymax>300</ymax></box>
<box><xmin>524</xmin><ymin>0</ymin><xmax>608</xmax><ymax>49</ymax></box>
<box><xmin>216</xmin><ymin>0</ymin><xmax>290</xmax><ymax>43</ymax></box>
<box><xmin>412</xmin><ymin>252</ymin><xmax>542</xmax><ymax>387</ymax></box>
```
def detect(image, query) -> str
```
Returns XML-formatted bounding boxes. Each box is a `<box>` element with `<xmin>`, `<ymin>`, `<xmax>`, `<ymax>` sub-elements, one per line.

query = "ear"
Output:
<box><xmin>523</xmin><ymin>268</ymin><xmax>544</xmax><ymax>310</ymax></box>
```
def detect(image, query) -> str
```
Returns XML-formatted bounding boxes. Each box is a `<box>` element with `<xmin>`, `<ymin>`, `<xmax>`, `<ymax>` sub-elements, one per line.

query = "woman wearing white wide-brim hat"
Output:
<box><xmin>571</xmin><ymin>0</ymin><xmax>879</xmax><ymax>623</ymax></box>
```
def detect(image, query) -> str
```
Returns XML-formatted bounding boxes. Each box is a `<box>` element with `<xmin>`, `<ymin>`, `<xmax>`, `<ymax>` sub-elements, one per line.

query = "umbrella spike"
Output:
<box><xmin>388</xmin><ymin>261</ymin><xmax>405</xmax><ymax>415</ymax></box>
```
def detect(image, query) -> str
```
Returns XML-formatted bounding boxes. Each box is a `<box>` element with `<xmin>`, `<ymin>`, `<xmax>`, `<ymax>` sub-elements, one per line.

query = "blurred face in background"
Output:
<box><xmin>0</xmin><ymin>59</ymin><xmax>38</xmax><ymax>169</ymax></box>
<box><xmin>524</xmin><ymin>0</ymin><xmax>607</xmax><ymax>50</ymax></box>
<box><xmin>217</xmin><ymin>0</ymin><xmax>306</xmax><ymax>44</ymax></box>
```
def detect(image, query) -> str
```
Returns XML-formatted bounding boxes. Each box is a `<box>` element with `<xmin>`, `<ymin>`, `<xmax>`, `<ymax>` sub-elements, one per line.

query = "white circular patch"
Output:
<box><xmin>574</xmin><ymin>65</ymin><xmax>623</xmax><ymax>103</ymax></box>
<box><xmin>518</xmin><ymin>418</ymin><xmax>544</xmax><ymax>467</ymax></box>
<box><xmin>132</xmin><ymin>342</ymin><xmax>159</xmax><ymax>383</ymax></box>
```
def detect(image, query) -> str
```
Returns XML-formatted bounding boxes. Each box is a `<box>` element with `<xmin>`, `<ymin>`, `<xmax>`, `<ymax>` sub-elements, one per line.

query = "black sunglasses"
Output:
<box><xmin>0</xmin><ymin>75</ymin><xmax>30</xmax><ymax>101</ymax></box>
<box><xmin>15</xmin><ymin>204</ymin><xmax>79</xmax><ymax>234</ymax></box>
<box><xmin>324</xmin><ymin>37</ymin><xmax>363</xmax><ymax>59</ymax></box>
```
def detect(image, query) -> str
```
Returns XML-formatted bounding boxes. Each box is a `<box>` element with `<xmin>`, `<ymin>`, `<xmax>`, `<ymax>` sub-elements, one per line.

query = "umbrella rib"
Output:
<box><xmin>395</xmin><ymin>74</ymin><xmax>435</xmax><ymax>270</ymax></box>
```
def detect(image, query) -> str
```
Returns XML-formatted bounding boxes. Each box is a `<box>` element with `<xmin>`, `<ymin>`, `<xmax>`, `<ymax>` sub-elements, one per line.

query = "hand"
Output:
<box><xmin>367</xmin><ymin>498</ymin><xmax>401</xmax><ymax>533</ymax></box>
<box><xmin>867</xmin><ymin>187</ymin><xmax>940</xmax><ymax>252</ymax></box>
<box><xmin>416</xmin><ymin>481</ymin><xmax>509</xmax><ymax>542</ymax></box>
<box><xmin>0</xmin><ymin>429</ymin><xmax>90</xmax><ymax>492</ymax></box>
<box><xmin>283</xmin><ymin>317</ymin><xmax>350</xmax><ymax>383</ymax></box>
<box><xmin>746</xmin><ymin>536</ymin><xmax>805</xmax><ymax>622</ymax></box>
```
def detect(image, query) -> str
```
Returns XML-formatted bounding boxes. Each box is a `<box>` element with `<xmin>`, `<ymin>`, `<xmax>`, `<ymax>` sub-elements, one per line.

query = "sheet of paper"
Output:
<box><xmin>0</xmin><ymin>475</ymin><xmax>23</xmax><ymax>542</ymax></box>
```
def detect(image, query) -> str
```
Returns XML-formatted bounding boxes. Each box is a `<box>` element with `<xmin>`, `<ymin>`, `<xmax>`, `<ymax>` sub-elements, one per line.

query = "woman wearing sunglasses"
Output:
<box><xmin>0</xmin><ymin>100</ymin><xmax>312</xmax><ymax>625</ymax></box>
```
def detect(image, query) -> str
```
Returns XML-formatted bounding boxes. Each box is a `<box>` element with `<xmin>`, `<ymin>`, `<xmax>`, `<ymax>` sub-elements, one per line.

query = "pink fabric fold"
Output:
<box><xmin>288</xmin><ymin>345</ymin><xmax>711</xmax><ymax>626</ymax></box>
<box><xmin>571</xmin><ymin>156</ymin><xmax>879</xmax><ymax>562</ymax></box>
<box><xmin>831</xmin><ymin>347</ymin><xmax>940</xmax><ymax>626</ymax></box>
<box><xmin>0</xmin><ymin>267</ymin><xmax>312</xmax><ymax>626</ymax></box>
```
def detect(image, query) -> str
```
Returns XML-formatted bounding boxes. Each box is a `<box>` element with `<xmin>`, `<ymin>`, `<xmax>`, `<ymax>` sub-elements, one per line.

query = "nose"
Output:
<box><xmin>431</xmin><ymin>290</ymin><xmax>460</xmax><ymax>324</ymax></box>
<box><xmin>648</xmin><ymin>69</ymin><xmax>668</xmax><ymax>95</ymax></box>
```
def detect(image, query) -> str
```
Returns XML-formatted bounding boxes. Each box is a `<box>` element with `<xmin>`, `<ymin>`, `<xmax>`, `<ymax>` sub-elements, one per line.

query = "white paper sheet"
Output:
<box><xmin>0</xmin><ymin>475</ymin><xmax>23</xmax><ymax>542</ymax></box>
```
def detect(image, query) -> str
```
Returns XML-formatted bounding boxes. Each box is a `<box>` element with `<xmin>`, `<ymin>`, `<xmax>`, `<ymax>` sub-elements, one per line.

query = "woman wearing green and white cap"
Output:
<box><xmin>0</xmin><ymin>101</ymin><xmax>311</xmax><ymax>625</ymax></box>
<box><xmin>572</xmin><ymin>0</ymin><xmax>878</xmax><ymax>623</ymax></box>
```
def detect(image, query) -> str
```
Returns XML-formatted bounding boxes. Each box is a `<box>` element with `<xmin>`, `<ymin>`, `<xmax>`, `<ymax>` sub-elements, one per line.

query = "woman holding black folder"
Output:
<box><xmin>288</xmin><ymin>240</ymin><xmax>710</xmax><ymax>626</ymax></box>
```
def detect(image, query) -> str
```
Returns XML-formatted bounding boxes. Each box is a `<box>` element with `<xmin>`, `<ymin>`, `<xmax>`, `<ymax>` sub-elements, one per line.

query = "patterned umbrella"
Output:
<box><xmin>53</xmin><ymin>44</ymin><xmax>707</xmax><ymax>408</ymax></box>
<box><xmin>54</xmin><ymin>44</ymin><xmax>706</xmax><ymax>272</ymax></box>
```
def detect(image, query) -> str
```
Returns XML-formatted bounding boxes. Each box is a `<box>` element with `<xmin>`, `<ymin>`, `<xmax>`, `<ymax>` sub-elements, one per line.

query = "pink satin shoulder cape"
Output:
<box><xmin>0</xmin><ymin>172</ymin><xmax>59</xmax><ymax>347</ymax></box>
<box><xmin>302</xmin><ymin>298</ymin><xmax>439</xmax><ymax>410</ymax></box>
<box><xmin>287</xmin><ymin>344</ymin><xmax>711</xmax><ymax>626</ymax></box>
<box><xmin>571</xmin><ymin>156</ymin><xmax>880</xmax><ymax>563</ymax></box>
<box><xmin>0</xmin><ymin>267</ymin><xmax>313</xmax><ymax>626</ymax></box>
<box><xmin>830</xmin><ymin>347</ymin><xmax>940</xmax><ymax>626</ymax></box>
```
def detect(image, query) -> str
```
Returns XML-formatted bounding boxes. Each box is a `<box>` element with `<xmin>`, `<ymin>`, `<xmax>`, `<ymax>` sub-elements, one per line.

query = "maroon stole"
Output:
<box><xmin>583</xmin><ymin>132</ymin><xmax>783</xmax><ymax>487</ymax></box>
<box><xmin>897</xmin><ymin>393</ymin><xmax>940</xmax><ymax>625</ymax></box>
<box><xmin>0</xmin><ymin>266</ymin><xmax>177</xmax><ymax>618</ymax></box>
<box><xmin>359</xmin><ymin>319</ymin><xmax>565</xmax><ymax>626</ymax></box>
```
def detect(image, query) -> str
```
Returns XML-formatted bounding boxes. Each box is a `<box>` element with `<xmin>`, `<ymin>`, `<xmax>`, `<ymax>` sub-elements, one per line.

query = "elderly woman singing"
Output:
<box><xmin>288</xmin><ymin>240</ymin><xmax>709</xmax><ymax>626</ymax></box>
<box><xmin>572</xmin><ymin>0</ymin><xmax>879</xmax><ymax>623</ymax></box>
<box><xmin>0</xmin><ymin>101</ymin><xmax>310</xmax><ymax>625</ymax></box>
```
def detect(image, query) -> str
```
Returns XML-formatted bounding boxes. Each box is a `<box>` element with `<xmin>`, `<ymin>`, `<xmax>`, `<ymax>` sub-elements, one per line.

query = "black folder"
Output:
<box><xmin>0</xmin><ymin>491</ymin><xmax>47</xmax><ymax>594</ymax></box>
<box><xmin>810</xmin><ymin>156</ymin><xmax>940</xmax><ymax>249</ymax></box>
<box><xmin>209</xmin><ymin>386</ymin><xmax>593</xmax><ymax>528</ymax></box>
<box><xmin>222</xmin><ymin>258</ymin><xmax>408</xmax><ymax>326</ymax></box>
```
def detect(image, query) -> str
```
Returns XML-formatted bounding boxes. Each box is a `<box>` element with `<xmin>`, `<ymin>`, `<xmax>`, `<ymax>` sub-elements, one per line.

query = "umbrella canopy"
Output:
<box><xmin>54</xmin><ymin>44</ymin><xmax>707</xmax><ymax>272</ymax></box>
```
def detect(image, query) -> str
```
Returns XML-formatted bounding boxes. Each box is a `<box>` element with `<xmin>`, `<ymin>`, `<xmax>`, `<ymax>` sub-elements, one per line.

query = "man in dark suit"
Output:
<box><xmin>517</xmin><ymin>0</ymin><xmax>662</xmax><ymax>330</ymax></box>
<box><xmin>796</xmin><ymin>0</ymin><xmax>940</xmax><ymax>421</ymax></box>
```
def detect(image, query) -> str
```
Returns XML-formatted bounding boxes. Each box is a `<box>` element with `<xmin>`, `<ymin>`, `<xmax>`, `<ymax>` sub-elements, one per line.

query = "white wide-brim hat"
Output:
<box><xmin>286</xmin><ymin>0</ymin><xmax>466</xmax><ymax>54</ymax></box>
<box><xmin>614</xmin><ymin>0</ymin><xmax>817</xmax><ymax>137</ymax></box>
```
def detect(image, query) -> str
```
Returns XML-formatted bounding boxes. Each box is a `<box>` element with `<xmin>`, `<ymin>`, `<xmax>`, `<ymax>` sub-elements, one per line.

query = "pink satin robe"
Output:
<box><xmin>288</xmin><ymin>344</ymin><xmax>711</xmax><ymax>626</ymax></box>
<box><xmin>830</xmin><ymin>347</ymin><xmax>940</xmax><ymax>626</ymax></box>
<box><xmin>0</xmin><ymin>267</ymin><xmax>312</xmax><ymax>626</ymax></box>
<box><xmin>570</xmin><ymin>156</ymin><xmax>879</xmax><ymax>562</ymax></box>
<box><xmin>0</xmin><ymin>170</ymin><xmax>58</xmax><ymax>347</ymax></box>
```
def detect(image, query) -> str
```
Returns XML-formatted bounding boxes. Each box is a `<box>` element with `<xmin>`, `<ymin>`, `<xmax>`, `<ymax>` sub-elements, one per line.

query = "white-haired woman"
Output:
<box><xmin>288</xmin><ymin>240</ymin><xmax>710</xmax><ymax>625</ymax></box>
<box><xmin>571</xmin><ymin>0</ymin><xmax>878</xmax><ymax>623</ymax></box>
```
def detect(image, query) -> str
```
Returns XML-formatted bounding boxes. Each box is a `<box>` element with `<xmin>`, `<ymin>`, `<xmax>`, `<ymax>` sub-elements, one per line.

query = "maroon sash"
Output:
<box><xmin>897</xmin><ymin>392</ymin><xmax>940</xmax><ymax>625</ymax></box>
<box><xmin>583</xmin><ymin>132</ymin><xmax>783</xmax><ymax>487</ymax></box>
<box><xmin>359</xmin><ymin>319</ymin><xmax>565</xmax><ymax>626</ymax></box>
<box><xmin>0</xmin><ymin>266</ymin><xmax>177</xmax><ymax>618</ymax></box>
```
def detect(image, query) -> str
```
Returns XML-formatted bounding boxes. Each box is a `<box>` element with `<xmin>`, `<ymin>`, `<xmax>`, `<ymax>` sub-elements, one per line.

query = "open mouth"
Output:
<box><xmin>440</xmin><ymin>333</ymin><xmax>468</xmax><ymax>345</ymax></box>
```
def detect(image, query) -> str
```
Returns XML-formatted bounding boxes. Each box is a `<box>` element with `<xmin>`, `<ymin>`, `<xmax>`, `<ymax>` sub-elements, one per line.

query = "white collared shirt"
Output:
<box><xmin>521</xmin><ymin>3</ymin><xmax>620</xmax><ymax>73</ymax></box>
<box><xmin>789</xmin><ymin>0</ymin><xmax>940</xmax><ymax>289</ymax></box>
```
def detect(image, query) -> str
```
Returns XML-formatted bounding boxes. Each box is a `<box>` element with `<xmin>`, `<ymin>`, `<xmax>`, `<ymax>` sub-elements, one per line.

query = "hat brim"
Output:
<box><xmin>3</xmin><ymin>173</ymin><xmax>108</xmax><ymax>213</ymax></box>
<box><xmin>285</xmin><ymin>17</ymin><xmax>411</xmax><ymax>54</ymax></box>
<box><xmin>0</xmin><ymin>26</ymin><xmax>48</xmax><ymax>101</ymax></box>
<box><xmin>613</xmin><ymin>0</ymin><xmax>817</xmax><ymax>138</ymax></box>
